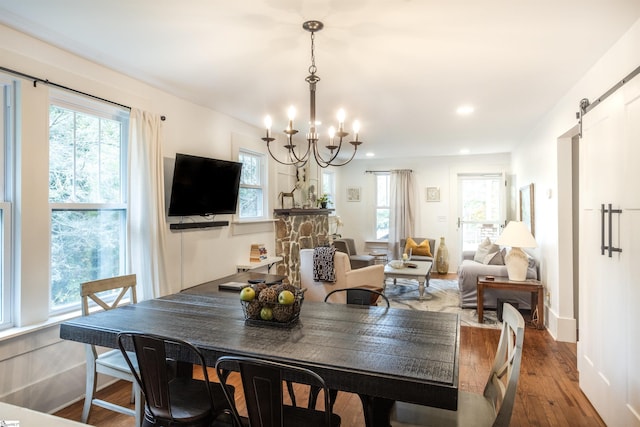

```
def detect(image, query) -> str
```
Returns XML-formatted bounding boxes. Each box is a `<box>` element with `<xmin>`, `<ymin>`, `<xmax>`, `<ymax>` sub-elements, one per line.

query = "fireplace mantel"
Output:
<box><xmin>273</xmin><ymin>208</ymin><xmax>334</xmax><ymax>216</ymax></box>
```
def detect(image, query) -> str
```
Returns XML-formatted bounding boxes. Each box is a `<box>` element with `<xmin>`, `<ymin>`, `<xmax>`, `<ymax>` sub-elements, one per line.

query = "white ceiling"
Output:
<box><xmin>1</xmin><ymin>0</ymin><xmax>639</xmax><ymax>159</ymax></box>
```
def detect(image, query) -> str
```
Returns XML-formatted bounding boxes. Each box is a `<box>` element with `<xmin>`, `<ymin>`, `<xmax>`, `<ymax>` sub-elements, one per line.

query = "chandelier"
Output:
<box><xmin>261</xmin><ymin>20</ymin><xmax>362</xmax><ymax>168</ymax></box>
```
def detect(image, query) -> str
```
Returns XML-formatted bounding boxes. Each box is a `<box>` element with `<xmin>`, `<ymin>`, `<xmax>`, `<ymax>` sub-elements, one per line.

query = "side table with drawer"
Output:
<box><xmin>476</xmin><ymin>275</ymin><xmax>545</xmax><ymax>329</ymax></box>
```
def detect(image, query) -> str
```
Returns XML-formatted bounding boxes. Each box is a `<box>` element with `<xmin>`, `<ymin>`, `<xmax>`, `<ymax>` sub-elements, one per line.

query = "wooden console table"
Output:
<box><xmin>477</xmin><ymin>275</ymin><xmax>544</xmax><ymax>329</ymax></box>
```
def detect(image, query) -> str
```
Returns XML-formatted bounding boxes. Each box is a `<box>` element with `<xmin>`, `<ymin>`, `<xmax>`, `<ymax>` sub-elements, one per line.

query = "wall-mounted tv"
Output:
<box><xmin>168</xmin><ymin>153</ymin><xmax>242</xmax><ymax>217</ymax></box>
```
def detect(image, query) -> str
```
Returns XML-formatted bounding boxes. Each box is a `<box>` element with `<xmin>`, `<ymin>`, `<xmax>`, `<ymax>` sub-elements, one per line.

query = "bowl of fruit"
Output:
<box><xmin>239</xmin><ymin>282</ymin><xmax>304</xmax><ymax>327</ymax></box>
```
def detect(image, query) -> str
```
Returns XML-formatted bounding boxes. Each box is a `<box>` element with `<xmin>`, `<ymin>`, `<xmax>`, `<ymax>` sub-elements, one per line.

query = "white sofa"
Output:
<box><xmin>299</xmin><ymin>249</ymin><xmax>385</xmax><ymax>304</ymax></box>
<box><xmin>457</xmin><ymin>250</ymin><xmax>538</xmax><ymax>309</ymax></box>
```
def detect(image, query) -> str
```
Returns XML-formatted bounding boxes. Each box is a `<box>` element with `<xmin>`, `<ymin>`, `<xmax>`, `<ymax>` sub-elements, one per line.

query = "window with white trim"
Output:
<box><xmin>238</xmin><ymin>149</ymin><xmax>266</xmax><ymax>219</ymax></box>
<box><xmin>375</xmin><ymin>173</ymin><xmax>390</xmax><ymax>240</ymax></box>
<box><xmin>49</xmin><ymin>91</ymin><xmax>129</xmax><ymax>313</ymax></box>
<box><xmin>0</xmin><ymin>76</ymin><xmax>15</xmax><ymax>330</ymax></box>
<box><xmin>321</xmin><ymin>170</ymin><xmax>335</xmax><ymax>208</ymax></box>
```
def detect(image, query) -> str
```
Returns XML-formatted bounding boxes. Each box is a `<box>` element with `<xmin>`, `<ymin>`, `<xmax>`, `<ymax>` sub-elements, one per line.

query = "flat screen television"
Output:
<box><xmin>168</xmin><ymin>153</ymin><xmax>242</xmax><ymax>217</ymax></box>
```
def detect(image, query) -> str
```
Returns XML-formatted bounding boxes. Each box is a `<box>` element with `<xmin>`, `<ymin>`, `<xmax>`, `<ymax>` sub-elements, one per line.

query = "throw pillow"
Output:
<box><xmin>474</xmin><ymin>237</ymin><xmax>500</xmax><ymax>263</ymax></box>
<box><xmin>404</xmin><ymin>237</ymin><xmax>432</xmax><ymax>257</ymax></box>
<box><xmin>482</xmin><ymin>250</ymin><xmax>504</xmax><ymax>265</ymax></box>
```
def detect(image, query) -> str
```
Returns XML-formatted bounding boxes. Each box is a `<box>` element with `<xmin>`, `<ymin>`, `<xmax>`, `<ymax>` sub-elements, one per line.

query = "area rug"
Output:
<box><xmin>384</xmin><ymin>278</ymin><xmax>501</xmax><ymax>329</ymax></box>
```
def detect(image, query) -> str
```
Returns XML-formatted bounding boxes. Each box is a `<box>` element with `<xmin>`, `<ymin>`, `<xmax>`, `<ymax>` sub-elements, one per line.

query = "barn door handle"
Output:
<box><xmin>601</xmin><ymin>204</ymin><xmax>605</xmax><ymax>255</ymax></box>
<box><xmin>601</xmin><ymin>203</ymin><xmax>623</xmax><ymax>257</ymax></box>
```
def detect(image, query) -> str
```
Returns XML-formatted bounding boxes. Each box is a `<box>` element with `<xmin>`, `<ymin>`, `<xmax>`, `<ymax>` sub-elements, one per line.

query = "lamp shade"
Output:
<box><xmin>495</xmin><ymin>221</ymin><xmax>537</xmax><ymax>248</ymax></box>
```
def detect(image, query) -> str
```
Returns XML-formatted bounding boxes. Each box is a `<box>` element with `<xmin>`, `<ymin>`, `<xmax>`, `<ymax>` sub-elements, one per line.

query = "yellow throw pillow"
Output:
<box><xmin>404</xmin><ymin>237</ymin><xmax>432</xmax><ymax>257</ymax></box>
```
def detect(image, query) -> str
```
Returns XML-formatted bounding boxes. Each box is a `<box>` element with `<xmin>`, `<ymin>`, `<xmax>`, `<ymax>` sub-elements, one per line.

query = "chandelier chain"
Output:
<box><xmin>309</xmin><ymin>31</ymin><xmax>317</xmax><ymax>75</ymax></box>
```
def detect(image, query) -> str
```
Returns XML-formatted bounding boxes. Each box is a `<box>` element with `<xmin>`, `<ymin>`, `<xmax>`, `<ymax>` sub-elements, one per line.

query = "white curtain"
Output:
<box><xmin>387</xmin><ymin>169</ymin><xmax>416</xmax><ymax>259</ymax></box>
<box><xmin>128</xmin><ymin>109</ymin><xmax>169</xmax><ymax>300</ymax></box>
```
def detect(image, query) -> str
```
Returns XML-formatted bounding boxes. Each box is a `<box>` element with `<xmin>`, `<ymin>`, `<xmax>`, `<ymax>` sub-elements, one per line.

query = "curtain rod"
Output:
<box><xmin>0</xmin><ymin>65</ymin><xmax>166</xmax><ymax>121</ymax></box>
<box><xmin>365</xmin><ymin>169</ymin><xmax>413</xmax><ymax>174</ymax></box>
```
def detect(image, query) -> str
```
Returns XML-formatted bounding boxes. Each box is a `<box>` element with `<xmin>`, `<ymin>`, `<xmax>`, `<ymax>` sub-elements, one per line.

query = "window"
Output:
<box><xmin>321</xmin><ymin>170</ymin><xmax>335</xmax><ymax>207</ymax></box>
<box><xmin>458</xmin><ymin>174</ymin><xmax>505</xmax><ymax>251</ymax></box>
<box><xmin>238</xmin><ymin>149</ymin><xmax>266</xmax><ymax>219</ymax></box>
<box><xmin>49</xmin><ymin>91</ymin><xmax>129</xmax><ymax>313</ymax></box>
<box><xmin>0</xmin><ymin>76</ymin><xmax>15</xmax><ymax>329</ymax></box>
<box><xmin>375</xmin><ymin>173</ymin><xmax>390</xmax><ymax>240</ymax></box>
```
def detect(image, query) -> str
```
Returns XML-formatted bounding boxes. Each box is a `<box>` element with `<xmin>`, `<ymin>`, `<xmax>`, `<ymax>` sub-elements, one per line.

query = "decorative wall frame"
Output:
<box><xmin>426</xmin><ymin>187</ymin><xmax>440</xmax><ymax>202</ymax></box>
<box><xmin>519</xmin><ymin>183</ymin><xmax>535</xmax><ymax>236</ymax></box>
<box><xmin>346</xmin><ymin>186</ymin><xmax>361</xmax><ymax>202</ymax></box>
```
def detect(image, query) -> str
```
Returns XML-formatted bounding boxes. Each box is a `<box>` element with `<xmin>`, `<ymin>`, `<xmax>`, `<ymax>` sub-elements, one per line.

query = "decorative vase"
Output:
<box><xmin>436</xmin><ymin>237</ymin><xmax>449</xmax><ymax>274</ymax></box>
<box><xmin>320</xmin><ymin>202</ymin><xmax>327</xmax><ymax>209</ymax></box>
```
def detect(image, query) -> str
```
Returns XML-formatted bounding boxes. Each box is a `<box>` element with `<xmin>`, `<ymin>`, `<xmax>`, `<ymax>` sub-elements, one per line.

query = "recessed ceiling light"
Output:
<box><xmin>460</xmin><ymin>149</ymin><xmax>470</xmax><ymax>155</ymax></box>
<box><xmin>365</xmin><ymin>152</ymin><xmax>375</xmax><ymax>157</ymax></box>
<box><xmin>456</xmin><ymin>105</ymin><xmax>474</xmax><ymax>115</ymax></box>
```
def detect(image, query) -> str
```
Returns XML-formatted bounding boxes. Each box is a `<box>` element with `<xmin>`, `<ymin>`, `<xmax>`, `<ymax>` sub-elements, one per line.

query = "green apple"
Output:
<box><xmin>278</xmin><ymin>290</ymin><xmax>295</xmax><ymax>305</ymax></box>
<box><xmin>240</xmin><ymin>286</ymin><xmax>256</xmax><ymax>302</ymax></box>
<box><xmin>260</xmin><ymin>307</ymin><xmax>273</xmax><ymax>321</ymax></box>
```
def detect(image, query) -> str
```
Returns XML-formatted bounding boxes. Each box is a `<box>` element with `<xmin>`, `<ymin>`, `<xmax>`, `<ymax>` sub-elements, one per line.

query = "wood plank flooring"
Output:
<box><xmin>54</xmin><ymin>325</ymin><xmax>604</xmax><ymax>427</ymax></box>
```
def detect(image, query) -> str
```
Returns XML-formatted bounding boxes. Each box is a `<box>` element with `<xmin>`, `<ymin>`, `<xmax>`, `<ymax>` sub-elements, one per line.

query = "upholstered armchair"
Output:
<box><xmin>333</xmin><ymin>238</ymin><xmax>375</xmax><ymax>269</ymax></box>
<box><xmin>299</xmin><ymin>249</ymin><xmax>384</xmax><ymax>304</ymax></box>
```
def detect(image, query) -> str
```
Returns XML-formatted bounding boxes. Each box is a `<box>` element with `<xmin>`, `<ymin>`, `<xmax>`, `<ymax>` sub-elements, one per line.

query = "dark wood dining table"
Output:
<box><xmin>60</xmin><ymin>273</ymin><xmax>460</xmax><ymax>427</ymax></box>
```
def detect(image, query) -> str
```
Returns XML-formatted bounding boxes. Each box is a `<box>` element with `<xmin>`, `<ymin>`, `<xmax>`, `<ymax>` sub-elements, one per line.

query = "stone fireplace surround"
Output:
<box><xmin>274</xmin><ymin>209</ymin><xmax>333</xmax><ymax>286</ymax></box>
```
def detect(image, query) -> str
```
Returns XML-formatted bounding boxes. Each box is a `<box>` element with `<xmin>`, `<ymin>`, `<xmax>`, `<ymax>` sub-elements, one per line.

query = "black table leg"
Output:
<box><xmin>358</xmin><ymin>394</ymin><xmax>394</xmax><ymax>427</ymax></box>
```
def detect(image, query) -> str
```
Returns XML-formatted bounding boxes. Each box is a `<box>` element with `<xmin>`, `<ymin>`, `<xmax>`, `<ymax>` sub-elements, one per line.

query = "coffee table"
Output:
<box><xmin>384</xmin><ymin>261</ymin><xmax>433</xmax><ymax>299</ymax></box>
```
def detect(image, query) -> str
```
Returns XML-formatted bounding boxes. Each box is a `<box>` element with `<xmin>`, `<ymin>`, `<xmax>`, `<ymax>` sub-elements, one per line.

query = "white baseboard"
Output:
<box><xmin>546</xmin><ymin>304</ymin><xmax>577</xmax><ymax>343</ymax></box>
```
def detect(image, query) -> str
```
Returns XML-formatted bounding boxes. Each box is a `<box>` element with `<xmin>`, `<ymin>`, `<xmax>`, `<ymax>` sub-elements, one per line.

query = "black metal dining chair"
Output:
<box><xmin>324</xmin><ymin>287</ymin><xmax>390</xmax><ymax>308</ymax></box>
<box><xmin>215</xmin><ymin>355</ymin><xmax>341</xmax><ymax>427</ymax></box>
<box><xmin>117</xmin><ymin>332</ymin><xmax>235</xmax><ymax>427</ymax></box>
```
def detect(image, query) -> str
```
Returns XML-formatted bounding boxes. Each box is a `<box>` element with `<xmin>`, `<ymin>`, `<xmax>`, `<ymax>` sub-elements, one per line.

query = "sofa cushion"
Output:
<box><xmin>404</xmin><ymin>237</ymin><xmax>432</xmax><ymax>257</ymax></box>
<box><xmin>482</xmin><ymin>250</ymin><xmax>504</xmax><ymax>265</ymax></box>
<box><xmin>473</xmin><ymin>237</ymin><xmax>500</xmax><ymax>263</ymax></box>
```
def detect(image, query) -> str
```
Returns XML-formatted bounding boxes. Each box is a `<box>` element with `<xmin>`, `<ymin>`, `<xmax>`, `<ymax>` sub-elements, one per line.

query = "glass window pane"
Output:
<box><xmin>377</xmin><ymin>175</ymin><xmax>389</xmax><ymax>206</ymax></box>
<box><xmin>49</xmin><ymin>106</ymin><xmax>123</xmax><ymax>203</ymax></box>
<box><xmin>459</xmin><ymin>176</ymin><xmax>503</xmax><ymax>251</ymax></box>
<box><xmin>239</xmin><ymin>153</ymin><xmax>260</xmax><ymax>186</ymax></box>
<box><xmin>376</xmin><ymin>208</ymin><xmax>389</xmax><ymax>240</ymax></box>
<box><xmin>238</xmin><ymin>150</ymin><xmax>265</xmax><ymax>219</ymax></box>
<box><xmin>239</xmin><ymin>187</ymin><xmax>263</xmax><ymax>218</ymax></box>
<box><xmin>49</xmin><ymin>106</ymin><xmax>76</xmax><ymax>203</ymax></box>
<box><xmin>50</xmin><ymin>210</ymin><xmax>126</xmax><ymax>310</ymax></box>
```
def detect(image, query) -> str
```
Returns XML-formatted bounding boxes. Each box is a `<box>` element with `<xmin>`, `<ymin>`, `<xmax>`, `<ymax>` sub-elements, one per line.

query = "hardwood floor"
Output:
<box><xmin>54</xmin><ymin>326</ymin><xmax>604</xmax><ymax>427</ymax></box>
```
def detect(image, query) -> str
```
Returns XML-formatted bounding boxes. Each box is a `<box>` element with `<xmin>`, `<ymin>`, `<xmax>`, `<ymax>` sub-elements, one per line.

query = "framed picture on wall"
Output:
<box><xmin>519</xmin><ymin>183</ymin><xmax>535</xmax><ymax>236</ymax></box>
<box><xmin>346</xmin><ymin>186</ymin><xmax>361</xmax><ymax>202</ymax></box>
<box><xmin>426</xmin><ymin>187</ymin><xmax>440</xmax><ymax>202</ymax></box>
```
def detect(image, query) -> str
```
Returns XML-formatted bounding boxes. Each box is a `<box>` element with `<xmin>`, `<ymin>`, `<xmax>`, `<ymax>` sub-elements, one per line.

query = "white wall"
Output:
<box><xmin>0</xmin><ymin>23</ymin><xmax>281</xmax><ymax>412</ymax></box>
<box><xmin>334</xmin><ymin>153</ymin><xmax>511</xmax><ymax>271</ymax></box>
<box><xmin>511</xmin><ymin>17</ymin><xmax>640</xmax><ymax>342</ymax></box>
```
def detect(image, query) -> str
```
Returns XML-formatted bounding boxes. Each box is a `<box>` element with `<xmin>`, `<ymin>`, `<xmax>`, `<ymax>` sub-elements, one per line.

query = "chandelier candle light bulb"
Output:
<box><xmin>286</xmin><ymin>106</ymin><xmax>296</xmax><ymax>133</ymax></box>
<box><xmin>264</xmin><ymin>115</ymin><xmax>272</xmax><ymax>139</ymax></box>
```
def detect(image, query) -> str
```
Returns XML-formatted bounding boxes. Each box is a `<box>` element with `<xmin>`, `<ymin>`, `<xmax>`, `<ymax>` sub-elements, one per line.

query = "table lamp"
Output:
<box><xmin>495</xmin><ymin>221</ymin><xmax>537</xmax><ymax>281</ymax></box>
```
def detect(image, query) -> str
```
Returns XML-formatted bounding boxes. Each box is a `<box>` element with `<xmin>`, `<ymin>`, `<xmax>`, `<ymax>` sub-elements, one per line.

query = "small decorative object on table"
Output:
<box><xmin>389</xmin><ymin>259</ymin><xmax>405</xmax><ymax>269</ymax></box>
<box><xmin>240</xmin><ymin>282</ymin><xmax>304</xmax><ymax>327</ymax></box>
<box><xmin>250</xmin><ymin>243</ymin><xmax>267</xmax><ymax>262</ymax></box>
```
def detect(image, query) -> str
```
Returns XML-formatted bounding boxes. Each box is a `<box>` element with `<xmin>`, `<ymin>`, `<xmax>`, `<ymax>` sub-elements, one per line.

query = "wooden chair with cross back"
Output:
<box><xmin>80</xmin><ymin>274</ymin><xmax>144</xmax><ymax>426</ymax></box>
